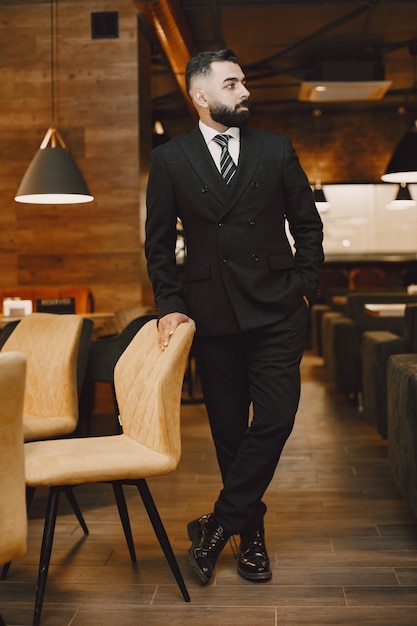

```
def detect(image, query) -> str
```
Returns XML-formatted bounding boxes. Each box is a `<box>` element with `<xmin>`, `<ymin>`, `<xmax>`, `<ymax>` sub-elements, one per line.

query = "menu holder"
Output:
<box><xmin>36</xmin><ymin>297</ymin><xmax>76</xmax><ymax>314</ymax></box>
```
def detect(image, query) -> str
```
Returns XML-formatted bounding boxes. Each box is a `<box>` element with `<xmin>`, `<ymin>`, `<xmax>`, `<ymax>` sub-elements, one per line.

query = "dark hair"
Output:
<box><xmin>185</xmin><ymin>49</ymin><xmax>239</xmax><ymax>96</ymax></box>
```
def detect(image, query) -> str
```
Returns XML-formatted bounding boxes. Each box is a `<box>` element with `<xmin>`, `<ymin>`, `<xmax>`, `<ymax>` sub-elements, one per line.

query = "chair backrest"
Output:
<box><xmin>0</xmin><ymin>313</ymin><xmax>83</xmax><ymax>437</ymax></box>
<box><xmin>348</xmin><ymin>266</ymin><xmax>386</xmax><ymax>290</ymax></box>
<box><xmin>85</xmin><ymin>314</ymin><xmax>156</xmax><ymax>384</ymax></box>
<box><xmin>113</xmin><ymin>306</ymin><xmax>154</xmax><ymax>334</ymax></box>
<box><xmin>0</xmin><ymin>351</ymin><xmax>27</xmax><ymax>564</ymax></box>
<box><xmin>1</xmin><ymin>317</ymin><xmax>93</xmax><ymax>394</ymax></box>
<box><xmin>114</xmin><ymin>320</ymin><xmax>195</xmax><ymax>460</ymax></box>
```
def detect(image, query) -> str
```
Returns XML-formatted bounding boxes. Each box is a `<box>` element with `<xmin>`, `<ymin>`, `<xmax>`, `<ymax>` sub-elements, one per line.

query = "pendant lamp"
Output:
<box><xmin>386</xmin><ymin>182</ymin><xmax>416</xmax><ymax>210</ymax></box>
<box><xmin>381</xmin><ymin>118</ymin><xmax>417</xmax><ymax>183</ymax></box>
<box><xmin>382</xmin><ymin>44</ymin><xmax>417</xmax><ymax>184</ymax></box>
<box><xmin>152</xmin><ymin>120</ymin><xmax>170</xmax><ymax>148</ymax></box>
<box><xmin>312</xmin><ymin>182</ymin><xmax>330</xmax><ymax>213</ymax></box>
<box><xmin>15</xmin><ymin>0</ymin><xmax>93</xmax><ymax>205</ymax></box>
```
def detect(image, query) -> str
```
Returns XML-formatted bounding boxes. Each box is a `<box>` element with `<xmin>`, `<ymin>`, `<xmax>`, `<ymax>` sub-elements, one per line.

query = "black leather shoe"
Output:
<box><xmin>187</xmin><ymin>513</ymin><xmax>229</xmax><ymax>584</ymax></box>
<box><xmin>237</xmin><ymin>525</ymin><xmax>272</xmax><ymax>582</ymax></box>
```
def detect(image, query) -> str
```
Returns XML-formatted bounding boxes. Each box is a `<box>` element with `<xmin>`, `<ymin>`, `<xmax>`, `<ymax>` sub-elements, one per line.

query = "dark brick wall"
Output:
<box><xmin>249</xmin><ymin>108</ymin><xmax>413</xmax><ymax>184</ymax></box>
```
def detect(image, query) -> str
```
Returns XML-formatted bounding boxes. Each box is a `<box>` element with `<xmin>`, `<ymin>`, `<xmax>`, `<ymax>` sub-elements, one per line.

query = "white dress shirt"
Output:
<box><xmin>199</xmin><ymin>120</ymin><xmax>240</xmax><ymax>173</ymax></box>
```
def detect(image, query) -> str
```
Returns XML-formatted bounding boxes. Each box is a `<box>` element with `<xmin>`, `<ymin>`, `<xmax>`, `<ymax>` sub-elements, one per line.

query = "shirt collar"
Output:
<box><xmin>199</xmin><ymin>120</ymin><xmax>240</xmax><ymax>145</ymax></box>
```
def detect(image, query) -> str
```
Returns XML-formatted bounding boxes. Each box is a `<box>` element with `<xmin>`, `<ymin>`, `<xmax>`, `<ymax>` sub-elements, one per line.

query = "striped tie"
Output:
<box><xmin>213</xmin><ymin>134</ymin><xmax>237</xmax><ymax>185</ymax></box>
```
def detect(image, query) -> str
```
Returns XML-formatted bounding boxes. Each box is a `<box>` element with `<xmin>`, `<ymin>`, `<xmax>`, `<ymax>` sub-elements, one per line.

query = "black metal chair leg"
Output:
<box><xmin>112</xmin><ymin>482</ymin><xmax>137</xmax><ymax>563</ymax></box>
<box><xmin>33</xmin><ymin>487</ymin><xmax>61</xmax><ymax>626</ymax></box>
<box><xmin>135</xmin><ymin>479</ymin><xmax>190</xmax><ymax>602</ymax></box>
<box><xmin>0</xmin><ymin>611</ymin><xmax>6</xmax><ymax>626</ymax></box>
<box><xmin>63</xmin><ymin>486</ymin><xmax>89</xmax><ymax>535</ymax></box>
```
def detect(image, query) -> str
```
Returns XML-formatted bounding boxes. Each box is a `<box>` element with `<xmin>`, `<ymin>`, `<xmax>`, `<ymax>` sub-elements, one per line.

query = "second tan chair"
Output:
<box><xmin>0</xmin><ymin>313</ymin><xmax>85</xmax><ymax>442</ymax></box>
<box><xmin>24</xmin><ymin>319</ymin><xmax>195</xmax><ymax>625</ymax></box>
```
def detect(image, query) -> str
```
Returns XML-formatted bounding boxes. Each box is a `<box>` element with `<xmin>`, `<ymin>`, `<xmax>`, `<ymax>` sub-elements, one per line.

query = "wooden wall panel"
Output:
<box><xmin>15</xmin><ymin>206</ymin><xmax>141</xmax><ymax>254</ymax></box>
<box><xmin>18</xmin><ymin>253</ymin><xmax>140</xmax><ymax>284</ymax></box>
<box><xmin>0</xmin><ymin>0</ymin><xmax>152</xmax><ymax>313</ymax></box>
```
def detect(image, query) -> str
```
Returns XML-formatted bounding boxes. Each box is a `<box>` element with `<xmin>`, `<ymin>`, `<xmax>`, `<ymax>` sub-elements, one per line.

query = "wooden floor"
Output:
<box><xmin>1</xmin><ymin>351</ymin><xmax>417</xmax><ymax>625</ymax></box>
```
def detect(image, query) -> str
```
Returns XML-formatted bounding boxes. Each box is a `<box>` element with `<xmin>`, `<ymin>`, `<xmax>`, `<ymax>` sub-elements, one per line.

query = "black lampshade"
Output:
<box><xmin>152</xmin><ymin>120</ymin><xmax>170</xmax><ymax>148</ymax></box>
<box><xmin>312</xmin><ymin>184</ymin><xmax>330</xmax><ymax>212</ymax></box>
<box><xmin>382</xmin><ymin>118</ymin><xmax>417</xmax><ymax>183</ymax></box>
<box><xmin>386</xmin><ymin>182</ymin><xmax>416</xmax><ymax>210</ymax></box>
<box><xmin>15</xmin><ymin>145</ymin><xmax>93</xmax><ymax>205</ymax></box>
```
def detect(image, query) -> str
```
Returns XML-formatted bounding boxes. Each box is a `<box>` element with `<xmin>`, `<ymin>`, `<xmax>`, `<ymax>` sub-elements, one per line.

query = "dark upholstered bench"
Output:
<box><xmin>362</xmin><ymin>331</ymin><xmax>407</xmax><ymax>438</ymax></box>
<box><xmin>321</xmin><ymin>292</ymin><xmax>417</xmax><ymax>398</ymax></box>
<box><xmin>361</xmin><ymin>303</ymin><xmax>417</xmax><ymax>438</ymax></box>
<box><xmin>387</xmin><ymin>354</ymin><xmax>417</xmax><ymax>518</ymax></box>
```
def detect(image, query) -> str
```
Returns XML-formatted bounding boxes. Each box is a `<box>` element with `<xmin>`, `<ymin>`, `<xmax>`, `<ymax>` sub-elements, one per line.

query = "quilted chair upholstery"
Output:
<box><xmin>0</xmin><ymin>352</ymin><xmax>27</xmax><ymax>626</ymax></box>
<box><xmin>321</xmin><ymin>292</ymin><xmax>417</xmax><ymax>398</ymax></box>
<box><xmin>1</xmin><ymin>313</ymin><xmax>84</xmax><ymax>442</ymax></box>
<box><xmin>24</xmin><ymin>319</ymin><xmax>195</xmax><ymax>625</ymax></box>
<box><xmin>0</xmin><ymin>313</ymin><xmax>91</xmax><ymax>581</ymax></box>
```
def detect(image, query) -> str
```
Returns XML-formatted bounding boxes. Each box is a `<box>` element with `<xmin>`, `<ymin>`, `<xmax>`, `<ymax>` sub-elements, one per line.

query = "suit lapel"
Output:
<box><xmin>180</xmin><ymin>127</ymin><xmax>261</xmax><ymax>216</ymax></box>
<box><xmin>180</xmin><ymin>128</ymin><xmax>228</xmax><ymax>206</ymax></box>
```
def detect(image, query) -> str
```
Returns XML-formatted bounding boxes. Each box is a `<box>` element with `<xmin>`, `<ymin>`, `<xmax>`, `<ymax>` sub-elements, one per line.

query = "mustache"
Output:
<box><xmin>236</xmin><ymin>99</ymin><xmax>251</xmax><ymax>111</ymax></box>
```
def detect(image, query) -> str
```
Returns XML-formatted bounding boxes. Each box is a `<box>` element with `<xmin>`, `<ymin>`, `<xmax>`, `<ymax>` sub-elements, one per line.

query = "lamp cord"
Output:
<box><xmin>50</xmin><ymin>0</ymin><xmax>55</xmax><ymax>127</ymax></box>
<box><xmin>313</xmin><ymin>108</ymin><xmax>322</xmax><ymax>186</ymax></box>
<box><xmin>400</xmin><ymin>44</ymin><xmax>417</xmax><ymax>117</ymax></box>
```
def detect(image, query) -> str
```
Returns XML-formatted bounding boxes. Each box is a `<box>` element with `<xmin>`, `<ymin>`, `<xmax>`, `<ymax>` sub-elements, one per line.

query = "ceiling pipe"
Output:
<box><xmin>132</xmin><ymin>0</ymin><xmax>198</xmax><ymax>120</ymax></box>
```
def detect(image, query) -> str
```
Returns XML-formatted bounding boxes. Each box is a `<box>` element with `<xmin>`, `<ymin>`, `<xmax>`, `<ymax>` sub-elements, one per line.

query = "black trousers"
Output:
<box><xmin>194</xmin><ymin>302</ymin><xmax>308</xmax><ymax>536</ymax></box>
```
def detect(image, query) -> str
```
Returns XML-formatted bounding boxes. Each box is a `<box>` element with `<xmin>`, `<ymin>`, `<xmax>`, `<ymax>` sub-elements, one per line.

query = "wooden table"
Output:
<box><xmin>0</xmin><ymin>312</ymin><xmax>114</xmax><ymax>330</ymax></box>
<box><xmin>364</xmin><ymin>303</ymin><xmax>406</xmax><ymax>317</ymax></box>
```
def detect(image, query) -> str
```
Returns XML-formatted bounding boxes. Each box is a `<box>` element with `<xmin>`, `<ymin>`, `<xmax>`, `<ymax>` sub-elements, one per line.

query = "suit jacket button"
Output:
<box><xmin>248</xmin><ymin>219</ymin><xmax>255</xmax><ymax>226</ymax></box>
<box><xmin>251</xmin><ymin>254</ymin><xmax>259</xmax><ymax>262</ymax></box>
<box><xmin>220</xmin><ymin>256</ymin><xmax>227</xmax><ymax>264</ymax></box>
<box><xmin>201</xmin><ymin>186</ymin><xmax>209</xmax><ymax>193</ymax></box>
<box><xmin>218</xmin><ymin>222</ymin><xmax>224</xmax><ymax>227</ymax></box>
<box><xmin>251</xmin><ymin>181</ymin><xmax>259</xmax><ymax>189</ymax></box>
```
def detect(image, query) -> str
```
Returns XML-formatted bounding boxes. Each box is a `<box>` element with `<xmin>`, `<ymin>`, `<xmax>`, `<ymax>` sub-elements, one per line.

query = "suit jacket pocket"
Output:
<box><xmin>185</xmin><ymin>263</ymin><xmax>211</xmax><ymax>282</ymax></box>
<box><xmin>267</xmin><ymin>255</ymin><xmax>296</xmax><ymax>270</ymax></box>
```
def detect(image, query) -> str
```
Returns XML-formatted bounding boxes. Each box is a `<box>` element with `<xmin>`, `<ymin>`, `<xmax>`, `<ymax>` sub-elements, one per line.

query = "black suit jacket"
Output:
<box><xmin>145</xmin><ymin>126</ymin><xmax>324</xmax><ymax>337</ymax></box>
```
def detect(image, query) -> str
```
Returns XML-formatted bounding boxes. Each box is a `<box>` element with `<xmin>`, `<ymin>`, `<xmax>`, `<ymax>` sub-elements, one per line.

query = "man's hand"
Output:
<box><xmin>158</xmin><ymin>313</ymin><xmax>196</xmax><ymax>350</ymax></box>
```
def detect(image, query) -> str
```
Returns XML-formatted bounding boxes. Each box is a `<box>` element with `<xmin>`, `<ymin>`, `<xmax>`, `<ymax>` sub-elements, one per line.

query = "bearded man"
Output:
<box><xmin>145</xmin><ymin>49</ymin><xmax>324</xmax><ymax>585</ymax></box>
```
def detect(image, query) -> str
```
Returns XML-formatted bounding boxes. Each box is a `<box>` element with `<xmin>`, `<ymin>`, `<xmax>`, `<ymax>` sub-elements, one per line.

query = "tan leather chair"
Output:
<box><xmin>0</xmin><ymin>313</ymin><xmax>92</xmax><ymax>581</ymax></box>
<box><xmin>0</xmin><ymin>352</ymin><xmax>27</xmax><ymax>626</ymax></box>
<box><xmin>24</xmin><ymin>319</ymin><xmax>195</xmax><ymax>625</ymax></box>
<box><xmin>1</xmin><ymin>313</ymin><xmax>85</xmax><ymax>441</ymax></box>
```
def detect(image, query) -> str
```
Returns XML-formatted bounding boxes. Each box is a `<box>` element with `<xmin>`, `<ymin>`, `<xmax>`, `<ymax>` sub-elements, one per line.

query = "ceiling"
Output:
<box><xmin>141</xmin><ymin>0</ymin><xmax>417</xmax><ymax>125</ymax></box>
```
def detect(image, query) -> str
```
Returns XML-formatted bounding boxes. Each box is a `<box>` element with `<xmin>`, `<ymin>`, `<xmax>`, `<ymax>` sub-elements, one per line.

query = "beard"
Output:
<box><xmin>209</xmin><ymin>99</ymin><xmax>251</xmax><ymax>128</ymax></box>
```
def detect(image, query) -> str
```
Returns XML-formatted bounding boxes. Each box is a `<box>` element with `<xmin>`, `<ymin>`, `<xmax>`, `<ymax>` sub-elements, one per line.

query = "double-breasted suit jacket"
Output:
<box><xmin>145</xmin><ymin>126</ymin><xmax>324</xmax><ymax>337</ymax></box>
